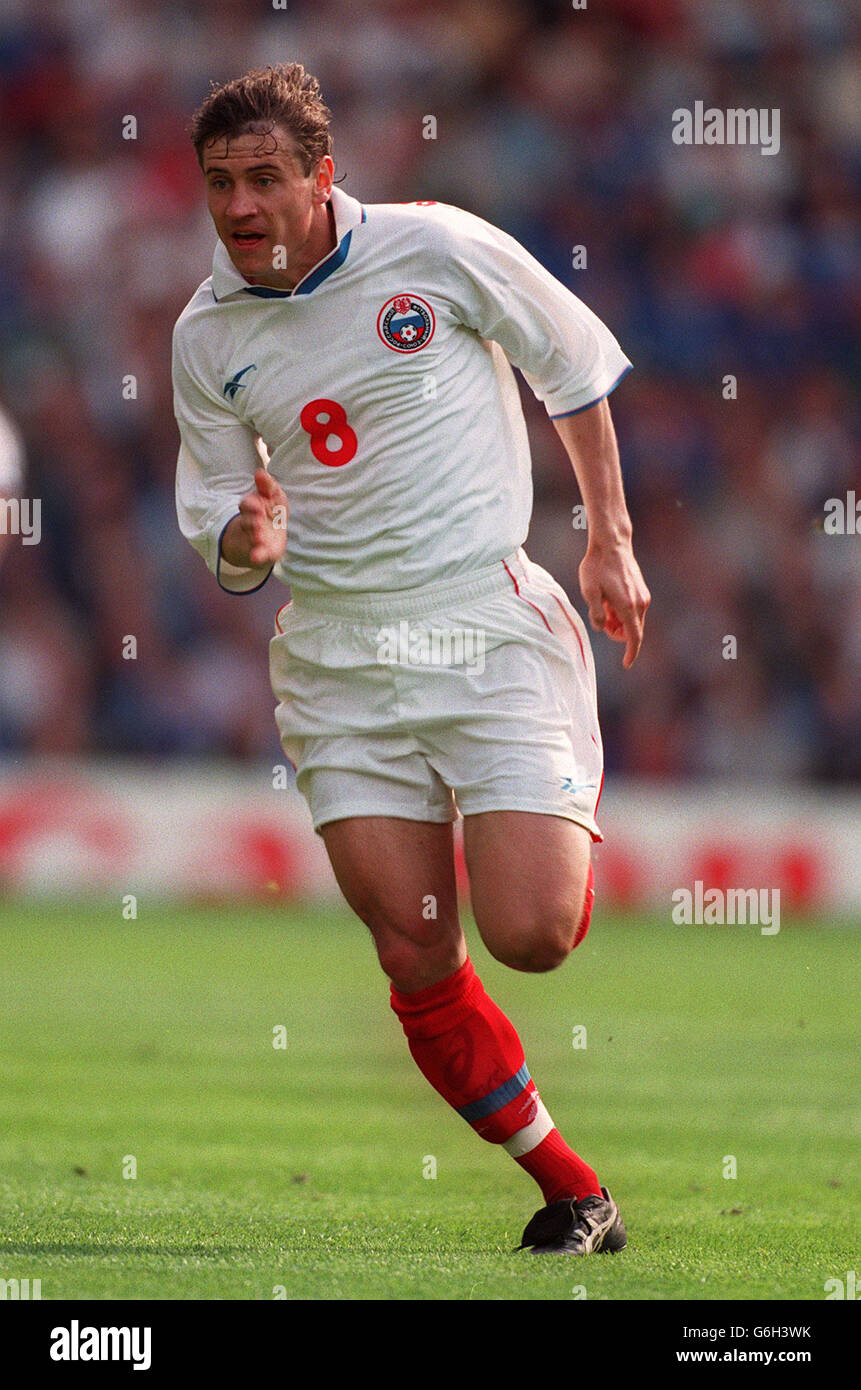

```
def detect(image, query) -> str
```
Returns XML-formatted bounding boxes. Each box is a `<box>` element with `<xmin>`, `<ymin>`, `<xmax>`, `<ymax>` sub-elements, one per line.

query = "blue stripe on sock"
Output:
<box><xmin>456</xmin><ymin>1063</ymin><xmax>531</xmax><ymax>1124</ymax></box>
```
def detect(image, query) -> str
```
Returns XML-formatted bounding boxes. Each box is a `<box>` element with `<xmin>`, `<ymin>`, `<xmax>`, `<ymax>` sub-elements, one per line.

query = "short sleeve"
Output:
<box><xmin>440</xmin><ymin>207</ymin><xmax>632</xmax><ymax>418</ymax></box>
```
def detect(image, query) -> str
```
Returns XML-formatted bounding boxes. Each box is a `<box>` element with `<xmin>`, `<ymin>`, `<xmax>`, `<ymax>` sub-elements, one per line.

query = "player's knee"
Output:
<box><xmin>375</xmin><ymin>937</ymin><xmax>421</xmax><ymax>988</ymax></box>
<box><xmin>502</xmin><ymin>942</ymin><xmax>571</xmax><ymax>973</ymax></box>
<box><xmin>488</xmin><ymin>915</ymin><xmax>577</xmax><ymax>973</ymax></box>
<box><xmin>363</xmin><ymin>908</ymin><xmax>461</xmax><ymax>991</ymax></box>
<box><xmin>375</xmin><ymin>934</ymin><xmax>461</xmax><ymax>992</ymax></box>
<box><xmin>486</xmin><ymin>876</ymin><xmax>594</xmax><ymax>972</ymax></box>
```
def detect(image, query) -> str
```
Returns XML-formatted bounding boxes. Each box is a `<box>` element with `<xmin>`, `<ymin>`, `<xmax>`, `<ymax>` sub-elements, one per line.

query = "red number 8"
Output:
<box><xmin>299</xmin><ymin>397</ymin><xmax>358</xmax><ymax>467</ymax></box>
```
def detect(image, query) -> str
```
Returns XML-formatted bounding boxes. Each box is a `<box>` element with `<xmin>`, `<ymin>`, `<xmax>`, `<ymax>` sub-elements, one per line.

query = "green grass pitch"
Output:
<box><xmin>0</xmin><ymin>900</ymin><xmax>857</xmax><ymax>1301</ymax></box>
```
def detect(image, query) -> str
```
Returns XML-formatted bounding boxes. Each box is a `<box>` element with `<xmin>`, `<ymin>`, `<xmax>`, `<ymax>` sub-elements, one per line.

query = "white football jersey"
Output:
<box><xmin>173</xmin><ymin>188</ymin><xmax>631</xmax><ymax>595</ymax></box>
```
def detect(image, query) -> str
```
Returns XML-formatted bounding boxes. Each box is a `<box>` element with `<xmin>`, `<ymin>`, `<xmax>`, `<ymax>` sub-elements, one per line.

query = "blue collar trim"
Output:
<box><xmin>243</xmin><ymin>208</ymin><xmax>364</xmax><ymax>300</ymax></box>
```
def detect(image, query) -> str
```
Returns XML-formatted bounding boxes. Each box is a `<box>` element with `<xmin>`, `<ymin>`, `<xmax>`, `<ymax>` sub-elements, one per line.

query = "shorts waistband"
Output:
<box><xmin>289</xmin><ymin>551</ymin><xmax>524</xmax><ymax>620</ymax></box>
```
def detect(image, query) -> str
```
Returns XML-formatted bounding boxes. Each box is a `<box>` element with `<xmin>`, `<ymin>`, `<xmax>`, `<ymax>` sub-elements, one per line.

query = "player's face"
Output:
<box><xmin>202</xmin><ymin>126</ymin><xmax>333</xmax><ymax>285</ymax></box>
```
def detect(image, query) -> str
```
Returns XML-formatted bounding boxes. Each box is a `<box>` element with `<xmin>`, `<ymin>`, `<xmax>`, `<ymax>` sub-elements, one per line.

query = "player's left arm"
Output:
<box><xmin>431</xmin><ymin>202</ymin><xmax>645</xmax><ymax>664</ymax></box>
<box><xmin>432</xmin><ymin>201</ymin><xmax>649</xmax><ymax>664</ymax></box>
<box><xmin>553</xmin><ymin>398</ymin><xmax>650</xmax><ymax>669</ymax></box>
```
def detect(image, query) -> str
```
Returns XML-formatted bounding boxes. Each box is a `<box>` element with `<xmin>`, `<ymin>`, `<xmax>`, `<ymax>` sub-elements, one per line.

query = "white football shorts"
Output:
<box><xmin>269</xmin><ymin>548</ymin><xmax>604</xmax><ymax>839</ymax></box>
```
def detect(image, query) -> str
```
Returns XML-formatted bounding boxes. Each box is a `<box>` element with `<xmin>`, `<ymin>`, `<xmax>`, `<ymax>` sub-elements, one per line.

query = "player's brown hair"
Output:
<box><xmin>190</xmin><ymin>63</ymin><xmax>332</xmax><ymax>174</ymax></box>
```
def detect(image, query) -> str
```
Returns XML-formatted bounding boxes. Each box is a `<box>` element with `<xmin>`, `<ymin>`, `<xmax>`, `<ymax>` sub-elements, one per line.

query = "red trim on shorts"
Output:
<box><xmin>547</xmin><ymin>593</ymin><xmax>587</xmax><ymax>668</ymax></box>
<box><xmin>594</xmin><ymin>768</ymin><xmax>604</xmax><ymax>818</ymax></box>
<box><xmin>275</xmin><ymin>602</ymin><xmax>291</xmax><ymax>634</ymax></box>
<box><xmin>502</xmin><ymin>559</ymin><xmax>553</xmax><ymax>632</ymax></box>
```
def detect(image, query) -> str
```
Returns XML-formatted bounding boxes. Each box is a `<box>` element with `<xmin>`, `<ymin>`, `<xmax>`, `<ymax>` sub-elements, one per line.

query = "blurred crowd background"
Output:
<box><xmin>0</xmin><ymin>0</ymin><xmax>858</xmax><ymax>783</ymax></box>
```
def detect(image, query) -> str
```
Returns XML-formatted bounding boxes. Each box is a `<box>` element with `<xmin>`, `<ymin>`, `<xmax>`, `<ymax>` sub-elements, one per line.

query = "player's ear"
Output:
<box><xmin>311</xmin><ymin>155</ymin><xmax>335</xmax><ymax>203</ymax></box>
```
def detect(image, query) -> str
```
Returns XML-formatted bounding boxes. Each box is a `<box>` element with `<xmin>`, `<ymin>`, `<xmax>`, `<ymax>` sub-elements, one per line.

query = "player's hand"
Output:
<box><xmin>229</xmin><ymin>468</ymin><xmax>289</xmax><ymax>568</ymax></box>
<box><xmin>579</xmin><ymin>537</ymin><xmax>650</xmax><ymax>669</ymax></box>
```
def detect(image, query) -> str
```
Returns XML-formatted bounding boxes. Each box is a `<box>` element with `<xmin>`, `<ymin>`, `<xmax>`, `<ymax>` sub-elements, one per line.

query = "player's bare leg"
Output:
<box><xmin>462</xmin><ymin>811</ymin><xmax>593</xmax><ymax>972</ymax></box>
<box><xmin>320</xmin><ymin>812</ymin><xmax>625</xmax><ymax>1254</ymax></box>
<box><xmin>320</xmin><ymin>817</ymin><xmax>464</xmax><ymax>991</ymax></box>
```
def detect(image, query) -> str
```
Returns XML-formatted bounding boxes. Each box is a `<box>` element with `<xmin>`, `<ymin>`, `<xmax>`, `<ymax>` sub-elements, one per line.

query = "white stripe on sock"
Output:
<box><xmin>502</xmin><ymin>1097</ymin><xmax>555</xmax><ymax>1158</ymax></box>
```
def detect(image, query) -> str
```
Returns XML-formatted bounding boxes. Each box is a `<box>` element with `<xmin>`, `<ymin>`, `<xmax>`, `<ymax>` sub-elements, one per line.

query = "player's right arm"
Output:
<box><xmin>173</xmin><ymin>315</ymin><xmax>284</xmax><ymax>593</ymax></box>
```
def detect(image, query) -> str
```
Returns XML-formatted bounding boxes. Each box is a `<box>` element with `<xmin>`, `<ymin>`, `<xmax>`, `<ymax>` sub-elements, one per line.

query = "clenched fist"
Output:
<box><xmin>221</xmin><ymin>468</ymin><xmax>289</xmax><ymax>570</ymax></box>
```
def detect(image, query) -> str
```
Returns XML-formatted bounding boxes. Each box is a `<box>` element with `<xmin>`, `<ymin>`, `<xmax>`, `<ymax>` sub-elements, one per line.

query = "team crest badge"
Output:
<box><xmin>377</xmin><ymin>294</ymin><xmax>435</xmax><ymax>352</ymax></box>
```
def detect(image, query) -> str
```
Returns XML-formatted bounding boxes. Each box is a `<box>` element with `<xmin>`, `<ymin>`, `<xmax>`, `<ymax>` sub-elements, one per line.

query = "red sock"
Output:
<box><xmin>390</xmin><ymin>957</ymin><xmax>601</xmax><ymax>1204</ymax></box>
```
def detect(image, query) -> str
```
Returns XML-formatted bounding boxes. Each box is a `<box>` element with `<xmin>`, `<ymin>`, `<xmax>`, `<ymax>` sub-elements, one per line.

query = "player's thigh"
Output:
<box><xmin>320</xmin><ymin>816</ymin><xmax>465</xmax><ymax>989</ymax></box>
<box><xmin>463</xmin><ymin>810</ymin><xmax>592</xmax><ymax>971</ymax></box>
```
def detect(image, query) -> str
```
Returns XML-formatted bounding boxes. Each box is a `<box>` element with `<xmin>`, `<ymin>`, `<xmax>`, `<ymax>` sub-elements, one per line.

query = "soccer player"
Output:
<box><xmin>174</xmin><ymin>64</ymin><xmax>650</xmax><ymax>1256</ymax></box>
